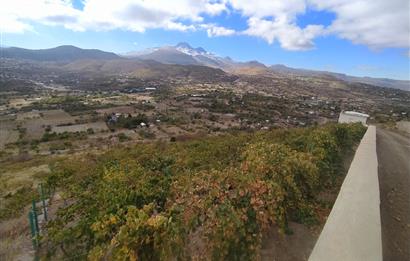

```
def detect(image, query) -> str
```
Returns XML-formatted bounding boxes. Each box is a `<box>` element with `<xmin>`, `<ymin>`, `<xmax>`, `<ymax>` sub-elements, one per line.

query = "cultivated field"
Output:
<box><xmin>0</xmin><ymin>121</ymin><xmax>18</xmax><ymax>150</ymax></box>
<box><xmin>52</xmin><ymin>121</ymin><xmax>108</xmax><ymax>133</ymax></box>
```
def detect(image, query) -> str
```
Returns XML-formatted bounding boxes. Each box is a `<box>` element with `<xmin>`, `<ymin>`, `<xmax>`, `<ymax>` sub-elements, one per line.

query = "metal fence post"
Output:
<box><xmin>32</xmin><ymin>200</ymin><xmax>39</xmax><ymax>233</ymax></box>
<box><xmin>29</xmin><ymin>210</ymin><xmax>38</xmax><ymax>249</ymax></box>
<box><xmin>40</xmin><ymin>183</ymin><xmax>48</xmax><ymax>221</ymax></box>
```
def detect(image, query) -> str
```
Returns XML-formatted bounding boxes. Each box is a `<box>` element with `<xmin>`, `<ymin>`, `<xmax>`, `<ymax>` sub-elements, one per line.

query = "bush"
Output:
<box><xmin>44</xmin><ymin>123</ymin><xmax>365</xmax><ymax>260</ymax></box>
<box><xmin>139</xmin><ymin>130</ymin><xmax>156</xmax><ymax>139</ymax></box>
<box><xmin>208</xmin><ymin>113</ymin><xmax>219</xmax><ymax>122</ymax></box>
<box><xmin>0</xmin><ymin>186</ymin><xmax>38</xmax><ymax>221</ymax></box>
<box><xmin>117</xmin><ymin>133</ymin><xmax>131</xmax><ymax>142</ymax></box>
<box><xmin>115</xmin><ymin>114</ymin><xmax>149</xmax><ymax>129</ymax></box>
<box><xmin>49</xmin><ymin>142</ymin><xmax>69</xmax><ymax>152</ymax></box>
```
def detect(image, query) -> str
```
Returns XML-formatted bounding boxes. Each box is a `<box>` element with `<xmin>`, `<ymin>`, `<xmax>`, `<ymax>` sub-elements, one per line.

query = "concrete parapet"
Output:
<box><xmin>309</xmin><ymin>126</ymin><xmax>382</xmax><ymax>261</ymax></box>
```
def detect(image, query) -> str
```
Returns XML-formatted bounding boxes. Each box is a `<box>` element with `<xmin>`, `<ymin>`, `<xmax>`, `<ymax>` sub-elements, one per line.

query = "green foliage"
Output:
<box><xmin>49</xmin><ymin>141</ymin><xmax>72</xmax><ymax>152</ymax></box>
<box><xmin>114</xmin><ymin>114</ymin><xmax>149</xmax><ymax>129</ymax></box>
<box><xmin>117</xmin><ymin>133</ymin><xmax>131</xmax><ymax>142</ymax></box>
<box><xmin>41</xmin><ymin>131</ymin><xmax>88</xmax><ymax>142</ymax></box>
<box><xmin>139</xmin><ymin>129</ymin><xmax>156</xmax><ymax>139</ymax></box>
<box><xmin>0</xmin><ymin>186</ymin><xmax>38</xmax><ymax>220</ymax></box>
<box><xmin>44</xmin><ymin>123</ymin><xmax>366</xmax><ymax>260</ymax></box>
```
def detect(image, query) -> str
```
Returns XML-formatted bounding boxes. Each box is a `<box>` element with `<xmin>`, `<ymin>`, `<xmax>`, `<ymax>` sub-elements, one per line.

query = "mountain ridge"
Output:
<box><xmin>1</xmin><ymin>45</ymin><xmax>120</xmax><ymax>62</ymax></box>
<box><xmin>2</xmin><ymin>44</ymin><xmax>408</xmax><ymax>91</ymax></box>
<box><xmin>124</xmin><ymin>42</ymin><xmax>409</xmax><ymax>91</ymax></box>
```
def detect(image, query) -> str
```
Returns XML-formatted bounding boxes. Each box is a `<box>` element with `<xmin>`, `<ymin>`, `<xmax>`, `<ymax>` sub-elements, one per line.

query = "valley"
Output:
<box><xmin>0</xmin><ymin>44</ymin><xmax>409</xmax><ymax>260</ymax></box>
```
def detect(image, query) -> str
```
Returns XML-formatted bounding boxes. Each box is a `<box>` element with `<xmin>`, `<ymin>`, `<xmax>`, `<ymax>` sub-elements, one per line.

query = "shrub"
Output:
<box><xmin>0</xmin><ymin>186</ymin><xmax>38</xmax><ymax>221</ymax></box>
<box><xmin>44</xmin><ymin>123</ymin><xmax>365</xmax><ymax>260</ymax></box>
<box><xmin>117</xmin><ymin>133</ymin><xmax>131</xmax><ymax>142</ymax></box>
<box><xmin>139</xmin><ymin>130</ymin><xmax>156</xmax><ymax>139</ymax></box>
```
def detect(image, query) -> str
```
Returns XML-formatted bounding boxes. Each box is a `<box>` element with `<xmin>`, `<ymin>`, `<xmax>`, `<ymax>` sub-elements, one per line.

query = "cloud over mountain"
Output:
<box><xmin>2</xmin><ymin>0</ymin><xmax>409</xmax><ymax>52</ymax></box>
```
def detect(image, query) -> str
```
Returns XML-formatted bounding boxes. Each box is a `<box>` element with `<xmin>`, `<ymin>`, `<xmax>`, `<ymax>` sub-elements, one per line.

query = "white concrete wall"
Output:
<box><xmin>309</xmin><ymin>126</ymin><xmax>382</xmax><ymax>261</ymax></box>
<box><xmin>397</xmin><ymin>121</ymin><xmax>410</xmax><ymax>134</ymax></box>
<box><xmin>338</xmin><ymin>113</ymin><xmax>367</xmax><ymax>125</ymax></box>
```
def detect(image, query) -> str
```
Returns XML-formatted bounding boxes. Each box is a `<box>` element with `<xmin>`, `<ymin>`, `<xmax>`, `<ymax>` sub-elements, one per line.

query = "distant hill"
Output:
<box><xmin>61</xmin><ymin>58</ymin><xmax>231</xmax><ymax>81</ymax></box>
<box><xmin>2</xmin><ymin>44</ymin><xmax>408</xmax><ymax>91</ymax></box>
<box><xmin>0</xmin><ymin>45</ymin><xmax>120</xmax><ymax>62</ymax></box>
<box><xmin>269</xmin><ymin>64</ymin><xmax>410</xmax><ymax>91</ymax></box>
<box><xmin>137</xmin><ymin>47</ymin><xmax>200</xmax><ymax>65</ymax></box>
<box><xmin>125</xmin><ymin>43</ymin><xmax>409</xmax><ymax>91</ymax></box>
<box><xmin>124</xmin><ymin>42</ymin><xmax>245</xmax><ymax>70</ymax></box>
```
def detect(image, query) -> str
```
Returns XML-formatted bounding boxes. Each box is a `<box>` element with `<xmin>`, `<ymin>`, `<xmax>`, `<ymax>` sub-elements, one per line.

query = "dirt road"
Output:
<box><xmin>377</xmin><ymin>128</ymin><xmax>410</xmax><ymax>261</ymax></box>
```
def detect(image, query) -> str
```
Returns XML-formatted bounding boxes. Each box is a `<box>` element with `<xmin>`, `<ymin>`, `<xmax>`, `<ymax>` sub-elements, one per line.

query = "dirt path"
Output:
<box><xmin>377</xmin><ymin>128</ymin><xmax>410</xmax><ymax>261</ymax></box>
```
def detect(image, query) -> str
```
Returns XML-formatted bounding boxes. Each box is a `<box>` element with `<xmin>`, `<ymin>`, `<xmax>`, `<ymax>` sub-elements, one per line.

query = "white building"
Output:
<box><xmin>338</xmin><ymin>111</ymin><xmax>369</xmax><ymax>125</ymax></box>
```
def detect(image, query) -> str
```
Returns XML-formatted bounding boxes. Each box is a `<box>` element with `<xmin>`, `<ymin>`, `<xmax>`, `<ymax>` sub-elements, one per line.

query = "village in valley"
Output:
<box><xmin>1</xmin><ymin>0</ymin><xmax>410</xmax><ymax>258</ymax></box>
<box><xmin>0</xmin><ymin>44</ymin><xmax>409</xmax><ymax>261</ymax></box>
<box><xmin>1</xmin><ymin>70</ymin><xmax>410</xmax><ymax>161</ymax></box>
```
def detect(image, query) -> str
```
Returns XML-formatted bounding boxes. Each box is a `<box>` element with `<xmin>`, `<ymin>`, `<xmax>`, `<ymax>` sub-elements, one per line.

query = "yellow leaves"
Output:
<box><xmin>147</xmin><ymin>215</ymin><xmax>167</xmax><ymax>229</ymax></box>
<box><xmin>113</xmin><ymin>245</ymin><xmax>137</xmax><ymax>261</ymax></box>
<box><xmin>48</xmin><ymin>123</ymin><xmax>365</xmax><ymax>260</ymax></box>
<box><xmin>88</xmin><ymin>245</ymin><xmax>105</xmax><ymax>261</ymax></box>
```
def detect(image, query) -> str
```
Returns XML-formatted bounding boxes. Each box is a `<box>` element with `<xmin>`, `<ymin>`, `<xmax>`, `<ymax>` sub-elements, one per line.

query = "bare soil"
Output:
<box><xmin>0</xmin><ymin>205</ymin><xmax>34</xmax><ymax>261</ymax></box>
<box><xmin>261</xmin><ymin>222</ymin><xmax>320</xmax><ymax>261</ymax></box>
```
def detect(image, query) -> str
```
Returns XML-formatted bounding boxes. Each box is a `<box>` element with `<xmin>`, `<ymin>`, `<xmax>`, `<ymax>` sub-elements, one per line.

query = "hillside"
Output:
<box><xmin>0</xmin><ymin>45</ymin><xmax>120</xmax><ymax>62</ymax></box>
<box><xmin>40</xmin><ymin>123</ymin><xmax>365</xmax><ymax>260</ymax></box>
<box><xmin>138</xmin><ymin>47</ymin><xmax>200</xmax><ymax>65</ymax></box>
<box><xmin>269</xmin><ymin>65</ymin><xmax>410</xmax><ymax>91</ymax></box>
<box><xmin>124</xmin><ymin>42</ymin><xmax>254</xmax><ymax>70</ymax></box>
<box><xmin>1</xmin><ymin>45</ymin><xmax>408</xmax><ymax>91</ymax></box>
<box><xmin>125</xmin><ymin>43</ymin><xmax>409</xmax><ymax>91</ymax></box>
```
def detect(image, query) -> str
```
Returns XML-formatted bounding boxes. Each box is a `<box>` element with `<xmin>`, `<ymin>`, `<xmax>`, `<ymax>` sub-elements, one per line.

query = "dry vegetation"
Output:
<box><xmin>0</xmin><ymin>57</ymin><xmax>409</xmax><ymax>260</ymax></box>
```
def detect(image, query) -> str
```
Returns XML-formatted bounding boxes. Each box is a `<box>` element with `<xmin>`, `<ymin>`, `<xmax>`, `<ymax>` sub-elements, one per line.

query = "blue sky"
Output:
<box><xmin>1</xmin><ymin>0</ymin><xmax>409</xmax><ymax>80</ymax></box>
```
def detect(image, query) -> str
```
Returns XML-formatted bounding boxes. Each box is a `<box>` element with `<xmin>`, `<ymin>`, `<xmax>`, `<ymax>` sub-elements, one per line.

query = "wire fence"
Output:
<box><xmin>28</xmin><ymin>183</ymin><xmax>54</xmax><ymax>252</ymax></box>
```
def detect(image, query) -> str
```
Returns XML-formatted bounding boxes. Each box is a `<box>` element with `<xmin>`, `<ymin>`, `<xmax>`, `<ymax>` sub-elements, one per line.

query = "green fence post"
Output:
<box><xmin>28</xmin><ymin>210</ymin><xmax>38</xmax><ymax>249</ymax></box>
<box><xmin>40</xmin><ymin>184</ymin><xmax>48</xmax><ymax>221</ymax></box>
<box><xmin>32</xmin><ymin>200</ymin><xmax>39</xmax><ymax>234</ymax></box>
<box><xmin>46</xmin><ymin>184</ymin><xmax>50</xmax><ymax>198</ymax></box>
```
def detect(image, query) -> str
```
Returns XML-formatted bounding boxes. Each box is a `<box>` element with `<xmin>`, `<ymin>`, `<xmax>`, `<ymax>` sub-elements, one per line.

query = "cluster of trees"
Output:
<box><xmin>108</xmin><ymin>113</ymin><xmax>149</xmax><ymax>129</ymax></box>
<box><xmin>41</xmin><ymin>130</ymin><xmax>90</xmax><ymax>142</ymax></box>
<box><xmin>43</xmin><ymin>123</ymin><xmax>366</xmax><ymax>260</ymax></box>
<box><xmin>22</xmin><ymin>95</ymin><xmax>111</xmax><ymax>115</ymax></box>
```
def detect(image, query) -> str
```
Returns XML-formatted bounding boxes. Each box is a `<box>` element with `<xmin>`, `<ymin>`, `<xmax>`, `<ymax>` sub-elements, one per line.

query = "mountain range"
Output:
<box><xmin>1</xmin><ymin>43</ymin><xmax>409</xmax><ymax>91</ymax></box>
<box><xmin>1</xmin><ymin>45</ymin><xmax>119</xmax><ymax>62</ymax></box>
<box><xmin>124</xmin><ymin>42</ymin><xmax>268</xmax><ymax>72</ymax></box>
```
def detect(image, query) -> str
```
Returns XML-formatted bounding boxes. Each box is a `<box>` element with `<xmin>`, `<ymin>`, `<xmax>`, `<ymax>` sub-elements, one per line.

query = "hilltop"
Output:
<box><xmin>1</xmin><ymin>44</ymin><xmax>408</xmax><ymax>91</ymax></box>
<box><xmin>1</xmin><ymin>45</ymin><xmax>120</xmax><ymax>62</ymax></box>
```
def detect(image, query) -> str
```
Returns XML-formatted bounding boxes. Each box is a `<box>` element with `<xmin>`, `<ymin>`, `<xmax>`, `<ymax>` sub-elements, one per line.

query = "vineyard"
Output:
<box><xmin>42</xmin><ymin>123</ymin><xmax>366</xmax><ymax>260</ymax></box>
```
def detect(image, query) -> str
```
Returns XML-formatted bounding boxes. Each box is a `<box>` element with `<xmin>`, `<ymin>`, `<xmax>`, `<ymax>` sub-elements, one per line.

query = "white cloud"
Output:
<box><xmin>205</xmin><ymin>1</ymin><xmax>228</xmax><ymax>16</ymax></box>
<box><xmin>228</xmin><ymin>0</ymin><xmax>322</xmax><ymax>50</ymax></box>
<box><xmin>202</xmin><ymin>24</ymin><xmax>236</xmax><ymax>37</ymax></box>
<box><xmin>229</xmin><ymin>0</ymin><xmax>409</xmax><ymax>51</ymax></box>
<box><xmin>1</xmin><ymin>0</ymin><xmax>409</xmax><ymax>53</ymax></box>
<box><xmin>1</xmin><ymin>0</ymin><xmax>227</xmax><ymax>33</ymax></box>
<box><xmin>229</xmin><ymin>0</ymin><xmax>306</xmax><ymax>18</ymax></box>
<box><xmin>77</xmin><ymin>0</ymin><xmax>218</xmax><ymax>32</ymax></box>
<box><xmin>309</xmin><ymin>0</ymin><xmax>410</xmax><ymax>50</ymax></box>
<box><xmin>0</xmin><ymin>0</ymin><xmax>82</xmax><ymax>31</ymax></box>
<box><xmin>244</xmin><ymin>17</ymin><xmax>324</xmax><ymax>50</ymax></box>
<box><xmin>0</xmin><ymin>16</ymin><xmax>34</xmax><ymax>34</ymax></box>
